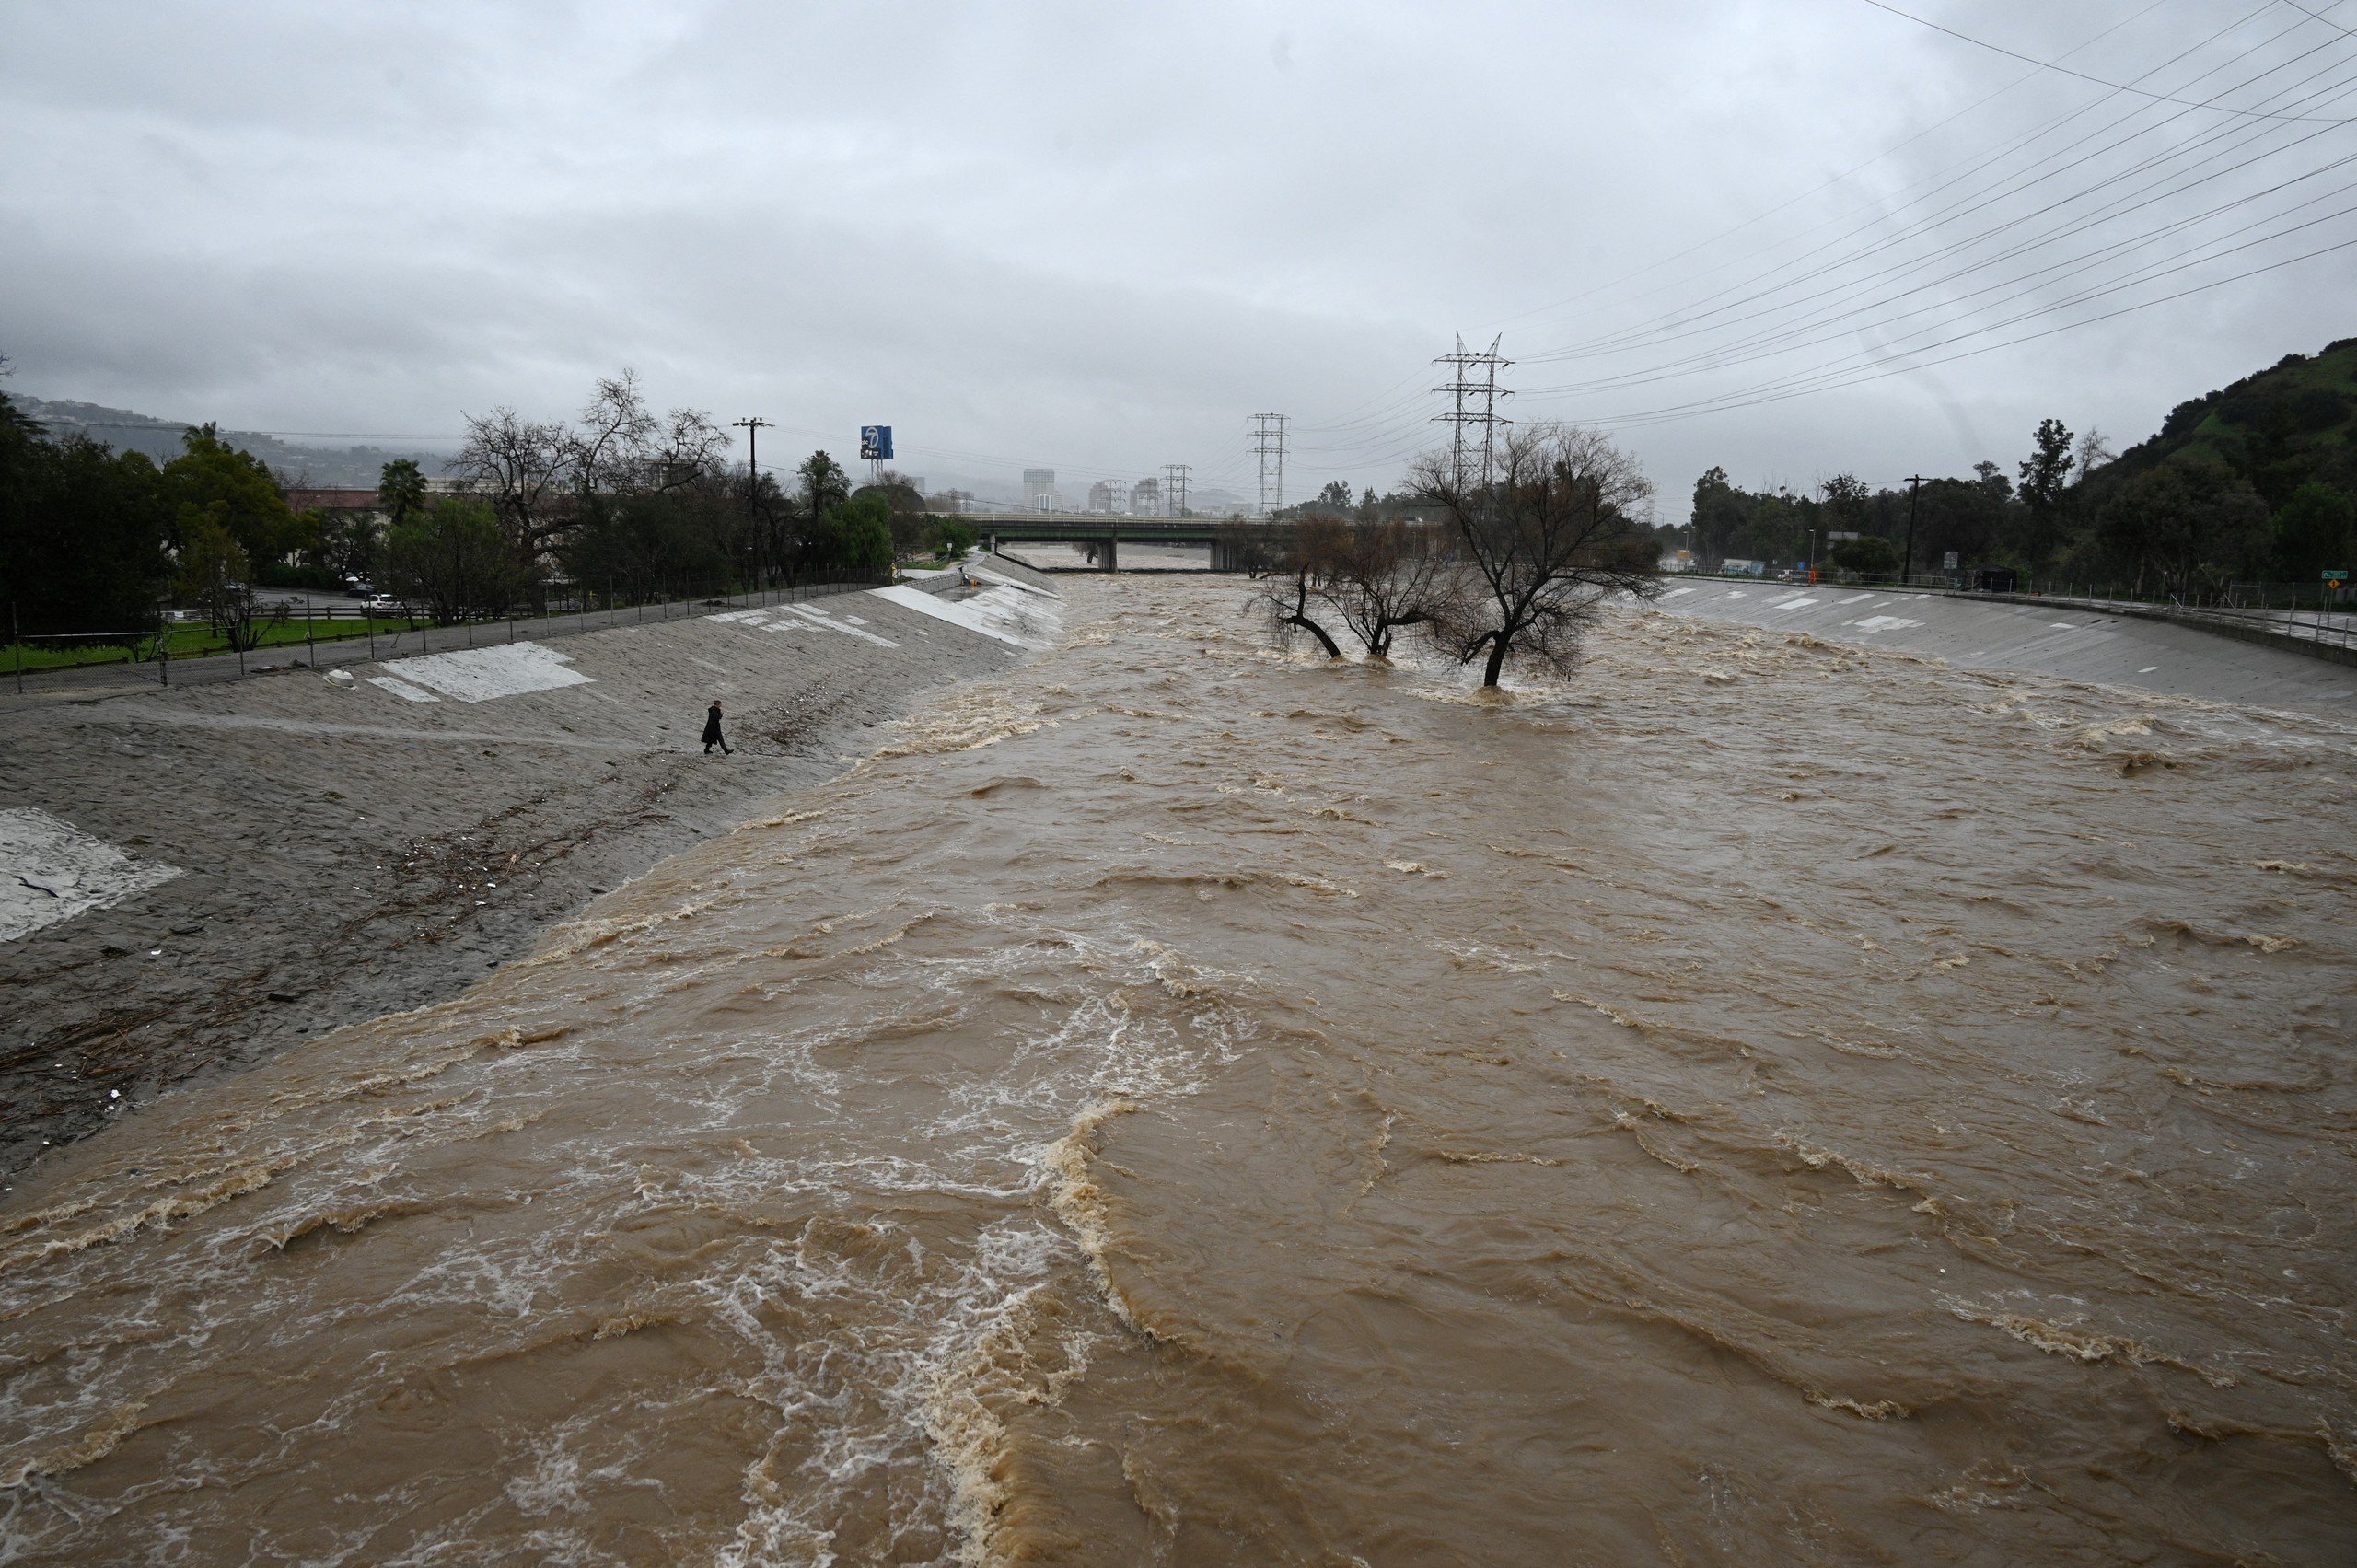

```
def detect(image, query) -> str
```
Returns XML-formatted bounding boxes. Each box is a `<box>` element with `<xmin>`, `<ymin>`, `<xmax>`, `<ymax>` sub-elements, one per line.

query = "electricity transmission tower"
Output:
<box><xmin>1250</xmin><ymin>413</ymin><xmax>1289</xmax><ymax>517</ymax></box>
<box><xmin>1432</xmin><ymin>335</ymin><xmax>1512</xmax><ymax>494</ymax></box>
<box><xmin>1163</xmin><ymin>462</ymin><xmax>1191</xmax><ymax>517</ymax></box>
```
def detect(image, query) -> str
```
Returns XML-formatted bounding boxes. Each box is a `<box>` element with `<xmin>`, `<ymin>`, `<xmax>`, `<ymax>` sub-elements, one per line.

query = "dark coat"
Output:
<box><xmin>702</xmin><ymin>707</ymin><xmax>726</xmax><ymax>743</ymax></box>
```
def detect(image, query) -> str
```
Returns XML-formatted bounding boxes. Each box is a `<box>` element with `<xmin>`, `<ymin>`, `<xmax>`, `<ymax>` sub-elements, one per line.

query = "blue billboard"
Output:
<box><xmin>859</xmin><ymin>424</ymin><xmax>893</xmax><ymax>461</ymax></box>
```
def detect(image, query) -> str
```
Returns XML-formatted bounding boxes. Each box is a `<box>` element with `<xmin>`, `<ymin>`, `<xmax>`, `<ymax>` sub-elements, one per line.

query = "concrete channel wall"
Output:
<box><xmin>1652</xmin><ymin>577</ymin><xmax>2357</xmax><ymax>714</ymax></box>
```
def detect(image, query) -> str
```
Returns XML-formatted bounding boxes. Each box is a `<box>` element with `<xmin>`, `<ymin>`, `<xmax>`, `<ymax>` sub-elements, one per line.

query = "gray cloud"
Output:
<box><xmin>4</xmin><ymin>0</ymin><xmax>2351</xmax><ymax>510</ymax></box>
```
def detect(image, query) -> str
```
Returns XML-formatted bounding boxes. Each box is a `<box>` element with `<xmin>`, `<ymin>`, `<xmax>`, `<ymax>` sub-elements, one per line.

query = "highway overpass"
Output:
<box><xmin>967</xmin><ymin>514</ymin><xmax>1255</xmax><ymax>571</ymax></box>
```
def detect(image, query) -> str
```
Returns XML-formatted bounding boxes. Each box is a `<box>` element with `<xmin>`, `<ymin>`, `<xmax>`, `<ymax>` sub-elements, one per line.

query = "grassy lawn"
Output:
<box><xmin>5</xmin><ymin>615</ymin><xmax>426</xmax><ymax>671</ymax></box>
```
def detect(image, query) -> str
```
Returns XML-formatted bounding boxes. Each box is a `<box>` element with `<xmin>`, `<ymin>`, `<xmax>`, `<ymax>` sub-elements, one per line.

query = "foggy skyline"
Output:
<box><xmin>5</xmin><ymin>0</ymin><xmax>2354</xmax><ymax>517</ymax></box>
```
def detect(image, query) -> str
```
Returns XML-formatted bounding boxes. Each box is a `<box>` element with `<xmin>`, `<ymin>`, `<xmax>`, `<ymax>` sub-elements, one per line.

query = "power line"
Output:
<box><xmin>1859</xmin><ymin>0</ymin><xmax>2357</xmax><ymax>122</ymax></box>
<box><xmin>1163</xmin><ymin>462</ymin><xmax>1191</xmax><ymax>516</ymax></box>
<box><xmin>1527</xmin><ymin>6</ymin><xmax>2356</xmax><ymax>366</ymax></box>
<box><xmin>1585</xmin><ymin>227</ymin><xmax>2357</xmax><ymax>429</ymax></box>
<box><xmin>1518</xmin><ymin>134</ymin><xmax>2357</xmax><ymax>400</ymax></box>
<box><xmin>1483</xmin><ymin>0</ymin><xmax>2185</xmax><ymax>337</ymax></box>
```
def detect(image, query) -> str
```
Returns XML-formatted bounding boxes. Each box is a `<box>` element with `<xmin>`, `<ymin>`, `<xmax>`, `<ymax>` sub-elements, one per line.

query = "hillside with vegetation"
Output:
<box><xmin>2100</xmin><ymin>337</ymin><xmax>2357</xmax><ymax>504</ymax></box>
<box><xmin>1686</xmin><ymin>335</ymin><xmax>2357</xmax><ymax>601</ymax></box>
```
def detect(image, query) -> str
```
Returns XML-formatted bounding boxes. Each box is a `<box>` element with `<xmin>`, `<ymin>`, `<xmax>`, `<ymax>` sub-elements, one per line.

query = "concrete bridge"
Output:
<box><xmin>965</xmin><ymin>514</ymin><xmax>1260</xmax><ymax>572</ymax></box>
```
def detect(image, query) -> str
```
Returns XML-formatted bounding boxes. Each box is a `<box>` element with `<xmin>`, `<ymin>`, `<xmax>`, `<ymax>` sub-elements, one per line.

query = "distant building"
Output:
<box><xmin>284</xmin><ymin>488</ymin><xmax>381</xmax><ymax>516</ymax></box>
<box><xmin>1132</xmin><ymin>477</ymin><xmax>1161</xmax><ymax>516</ymax></box>
<box><xmin>1087</xmin><ymin>479</ymin><xmax>1128</xmax><ymax>514</ymax></box>
<box><xmin>1022</xmin><ymin>467</ymin><xmax>1060</xmax><ymax>511</ymax></box>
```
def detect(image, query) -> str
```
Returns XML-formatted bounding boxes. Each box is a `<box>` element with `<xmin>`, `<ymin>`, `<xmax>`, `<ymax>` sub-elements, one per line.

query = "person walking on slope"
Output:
<box><xmin>702</xmin><ymin>699</ymin><xmax>732</xmax><ymax>755</ymax></box>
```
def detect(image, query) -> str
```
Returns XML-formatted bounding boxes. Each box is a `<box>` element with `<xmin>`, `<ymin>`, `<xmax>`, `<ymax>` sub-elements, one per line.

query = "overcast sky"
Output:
<box><xmin>5</xmin><ymin>0</ymin><xmax>2353</xmax><ymax>516</ymax></box>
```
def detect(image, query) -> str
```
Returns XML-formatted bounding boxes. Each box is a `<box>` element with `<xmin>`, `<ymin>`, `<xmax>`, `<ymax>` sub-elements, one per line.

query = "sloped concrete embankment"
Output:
<box><xmin>1653</xmin><ymin>580</ymin><xmax>2357</xmax><ymax>713</ymax></box>
<box><xmin>0</xmin><ymin>563</ymin><xmax>1070</xmax><ymax>1178</ymax></box>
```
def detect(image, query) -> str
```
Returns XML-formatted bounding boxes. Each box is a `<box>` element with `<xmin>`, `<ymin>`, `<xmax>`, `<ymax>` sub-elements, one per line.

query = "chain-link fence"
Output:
<box><xmin>6</xmin><ymin>574</ymin><xmax>888</xmax><ymax>697</ymax></box>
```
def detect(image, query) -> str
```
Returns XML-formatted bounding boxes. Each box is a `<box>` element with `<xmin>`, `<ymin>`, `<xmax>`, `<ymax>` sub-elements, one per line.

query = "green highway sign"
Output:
<box><xmin>2326</xmin><ymin>570</ymin><xmax>2350</xmax><ymax>582</ymax></box>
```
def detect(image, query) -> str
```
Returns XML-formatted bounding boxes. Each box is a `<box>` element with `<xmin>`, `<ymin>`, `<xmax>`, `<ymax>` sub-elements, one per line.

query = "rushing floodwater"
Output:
<box><xmin>3</xmin><ymin>577</ymin><xmax>2354</xmax><ymax>1564</ymax></box>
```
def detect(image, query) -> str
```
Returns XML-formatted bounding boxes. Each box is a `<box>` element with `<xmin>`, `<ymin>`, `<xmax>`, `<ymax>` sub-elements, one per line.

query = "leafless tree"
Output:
<box><xmin>570</xmin><ymin>371</ymin><xmax>661</xmax><ymax>497</ymax></box>
<box><xmin>656</xmin><ymin>407</ymin><xmax>731</xmax><ymax>487</ymax></box>
<box><xmin>1321</xmin><ymin>517</ymin><xmax>1459</xmax><ymax>658</ymax></box>
<box><xmin>1410</xmin><ymin>422</ymin><xmax>1659</xmax><ymax>686</ymax></box>
<box><xmin>452</xmin><ymin>406</ymin><xmax>571</xmax><ymax>554</ymax></box>
<box><xmin>1215</xmin><ymin>517</ymin><xmax>1285</xmax><ymax>577</ymax></box>
<box><xmin>1252</xmin><ymin>514</ymin><xmax>1345</xmax><ymax>657</ymax></box>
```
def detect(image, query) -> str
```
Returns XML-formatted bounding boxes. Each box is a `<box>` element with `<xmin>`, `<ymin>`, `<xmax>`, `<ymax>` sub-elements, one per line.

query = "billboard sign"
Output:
<box><xmin>859</xmin><ymin>424</ymin><xmax>893</xmax><ymax>461</ymax></box>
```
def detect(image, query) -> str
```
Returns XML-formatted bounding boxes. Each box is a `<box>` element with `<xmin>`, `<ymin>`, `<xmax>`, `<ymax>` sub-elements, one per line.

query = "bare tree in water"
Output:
<box><xmin>1253</xmin><ymin>514</ymin><xmax>1345</xmax><ymax>657</ymax></box>
<box><xmin>1322</xmin><ymin>517</ymin><xmax>1459</xmax><ymax>659</ymax></box>
<box><xmin>1411</xmin><ymin>423</ymin><xmax>1659</xmax><ymax>686</ymax></box>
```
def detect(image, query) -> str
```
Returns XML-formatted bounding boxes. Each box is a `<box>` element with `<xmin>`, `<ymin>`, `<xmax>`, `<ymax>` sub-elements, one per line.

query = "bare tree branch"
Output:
<box><xmin>1409</xmin><ymin>422</ymin><xmax>1660</xmax><ymax>686</ymax></box>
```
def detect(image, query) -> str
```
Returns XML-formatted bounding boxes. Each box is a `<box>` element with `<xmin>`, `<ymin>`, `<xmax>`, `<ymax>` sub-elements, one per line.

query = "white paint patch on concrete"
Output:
<box><xmin>970</xmin><ymin>565</ymin><xmax>1062</xmax><ymax>599</ymax></box>
<box><xmin>777</xmin><ymin>603</ymin><xmax>900</xmax><ymax>647</ymax></box>
<box><xmin>1838</xmin><ymin>594</ymin><xmax>1875</xmax><ymax>604</ymax></box>
<box><xmin>1765</xmin><ymin>596</ymin><xmax>1820</xmax><ymax>610</ymax></box>
<box><xmin>382</xmin><ymin>642</ymin><xmax>593</xmax><ymax>703</ymax></box>
<box><xmin>0</xmin><ymin>807</ymin><xmax>184</xmax><ymax>944</ymax></box>
<box><xmin>1657</xmin><ymin>586</ymin><xmax>1696</xmax><ymax>599</ymax></box>
<box><xmin>2139</xmin><ymin>666</ymin><xmax>2161</xmax><ymax>674</ymax></box>
<box><xmin>367</xmin><ymin>675</ymin><xmax>440</xmax><ymax>703</ymax></box>
<box><xmin>870</xmin><ymin>583</ymin><xmax>1063</xmax><ymax>649</ymax></box>
<box><xmin>1852</xmin><ymin>615</ymin><xmax>1924</xmax><ymax>633</ymax></box>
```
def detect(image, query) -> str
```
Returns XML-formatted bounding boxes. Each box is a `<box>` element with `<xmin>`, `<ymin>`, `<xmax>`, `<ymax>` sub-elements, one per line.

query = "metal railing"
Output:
<box><xmin>6</xmin><ymin>574</ymin><xmax>889</xmax><ymax>697</ymax></box>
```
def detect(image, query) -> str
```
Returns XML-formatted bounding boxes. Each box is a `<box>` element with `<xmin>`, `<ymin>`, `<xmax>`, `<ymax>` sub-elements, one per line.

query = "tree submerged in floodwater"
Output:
<box><xmin>1252</xmin><ymin>423</ymin><xmax>1660</xmax><ymax>685</ymax></box>
<box><xmin>1412</xmin><ymin>423</ymin><xmax>1661</xmax><ymax>686</ymax></box>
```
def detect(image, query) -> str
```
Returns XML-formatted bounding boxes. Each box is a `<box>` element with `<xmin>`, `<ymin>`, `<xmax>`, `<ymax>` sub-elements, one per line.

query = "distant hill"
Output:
<box><xmin>2090</xmin><ymin>335</ymin><xmax>2357</xmax><ymax>509</ymax></box>
<box><xmin>7</xmin><ymin>395</ymin><xmax>458</xmax><ymax>490</ymax></box>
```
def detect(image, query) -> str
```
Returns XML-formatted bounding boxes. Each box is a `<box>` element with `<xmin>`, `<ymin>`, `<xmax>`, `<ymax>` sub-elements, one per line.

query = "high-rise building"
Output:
<box><xmin>1132</xmin><ymin>476</ymin><xmax>1161</xmax><ymax>516</ymax></box>
<box><xmin>1022</xmin><ymin>468</ymin><xmax>1059</xmax><ymax>511</ymax></box>
<box><xmin>1087</xmin><ymin>479</ymin><xmax>1127</xmax><ymax>515</ymax></box>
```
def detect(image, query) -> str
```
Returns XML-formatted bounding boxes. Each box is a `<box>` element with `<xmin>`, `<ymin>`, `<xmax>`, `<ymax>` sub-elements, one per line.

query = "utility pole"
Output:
<box><xmin>1902</xmin><ymin>474</ymin><xmax>1928</xmax><ymax>584</ymax></box>
<box><xmin>733</xmin><ymin>418</ymin><xmax>772</xmax><ymax>595</ymax></box>
<box><xmin>731</xmin><ymin>416</ymin><xmax>772</xmax><ymax>504</ymax></box>
<box><xmin>1250</xmin><ymin>414</ymin><xmax>1290</xmax><ymax>517</ymax></box>
<box><xmin>1163</xmin><ymin>462</ymin><xmax>1191</xmax><ymax>517</ymax></box>
<box><xmin>1433</xmin><ymin>334</ymin><xmax>1513</xmax><ymax>501</ymax></box>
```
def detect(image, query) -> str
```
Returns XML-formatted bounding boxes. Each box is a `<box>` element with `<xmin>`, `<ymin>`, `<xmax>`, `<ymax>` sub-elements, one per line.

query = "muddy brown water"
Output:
<box><xmin>3</xmin><ymin>578</ymin><xmax>2353</xmax><ymax>1564</ymax></box>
